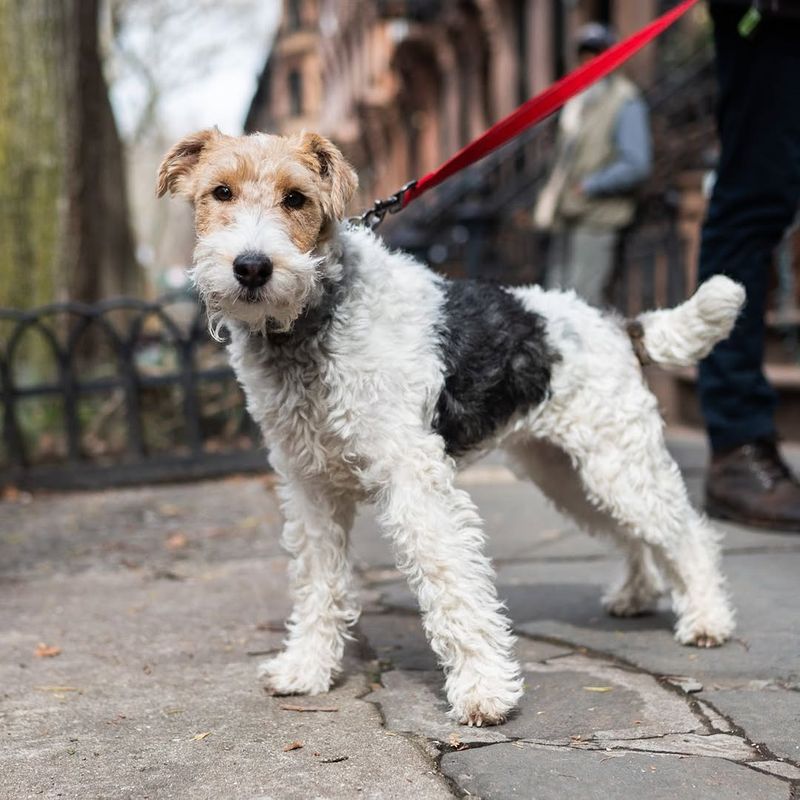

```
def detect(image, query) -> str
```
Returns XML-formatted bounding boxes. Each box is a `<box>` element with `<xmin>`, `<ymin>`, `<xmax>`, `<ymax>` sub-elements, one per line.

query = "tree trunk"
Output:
<box><xmin>0</xmin><ymin>0</ymin><xmax>139</xmax><ymax>309</ymax></box>
<box><xmin>0</xmin><ymin>0</ymin><xmax>64</xmax><ymax>308</ymax></box>
<box><xmin>59</xmin><ymin>0</ymin><xmax>139</xmax><ymax>303</ymax></box>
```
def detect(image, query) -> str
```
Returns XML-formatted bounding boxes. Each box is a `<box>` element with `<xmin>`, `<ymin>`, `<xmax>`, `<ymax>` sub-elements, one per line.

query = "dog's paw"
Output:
<box><xmin>674</xmin><ymin>605</ymin><xmax>735</xmax><ymax>649</ymax></box>
<box><xmin>602</xmin><ymin>586</ymin><xmax>658</xmax><ymax>618</ymax></box>
<box><xmin>453</xmin><ymin>695</ymin><xmax>513</xmax><ymax>727</ymax></box>
<box><xmin>675</xmin><ymin>627</ymin><xmax>730</xmax><ymax>648</ymax></box>
<box><xmin>448</xmin><ymin>668</ymin><xmax>523</xmax><ymax>727</ymax></box>
<box><xmin>258</xmin><ymin>651</ymin><xmax>333</xmax><ymax>696</ymax></box>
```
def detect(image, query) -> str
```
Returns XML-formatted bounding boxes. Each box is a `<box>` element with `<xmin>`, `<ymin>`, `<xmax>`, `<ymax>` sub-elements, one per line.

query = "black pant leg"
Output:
<box><xmin>698</xmin><ymin>5</ymin><xmax>800</xmax><ymax>452</ymax></box>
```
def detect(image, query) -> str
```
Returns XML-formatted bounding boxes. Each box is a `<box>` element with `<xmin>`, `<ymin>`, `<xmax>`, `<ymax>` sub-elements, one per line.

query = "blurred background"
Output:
<box><xmin>1</xmin><ymin>0</ymin><xmax>798</xmax><ymax>491</ymax></box>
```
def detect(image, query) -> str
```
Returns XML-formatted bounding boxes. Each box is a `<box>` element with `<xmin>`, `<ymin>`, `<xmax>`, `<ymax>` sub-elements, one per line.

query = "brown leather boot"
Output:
<box><xmin>705</xmin><ymin>439</ymin><xmax>800</xmax><ymax>531</ymax></box>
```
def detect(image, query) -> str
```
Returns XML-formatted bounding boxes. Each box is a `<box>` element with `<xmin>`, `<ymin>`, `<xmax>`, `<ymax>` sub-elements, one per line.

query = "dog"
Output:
<box><xmin>157</xmin><ymin>129</ymin><xmax>742</xmax><ymax>726</ymax></box>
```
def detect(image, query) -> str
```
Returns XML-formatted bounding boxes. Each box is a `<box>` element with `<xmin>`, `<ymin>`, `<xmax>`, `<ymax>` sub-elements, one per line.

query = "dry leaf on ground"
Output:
<box><xmin>447</xmin><ymin>733</ymin><xmax>469</xmax><ymax>751</ymax></box>
<box><xmin>279</xmin><ymin>704</ymin><xmax>339</xmax><ymax>713</ymax></box>
<box><xmin>191</xmin><ymin>731</ymin><xmax>212</xmax><ymax>741</ymax></box>
<box><xmin>158</xmin><ymin>504</ymin><xmax>183</xmax><ymax>517</ymax></box>
<box><xmin>165</xmin><ymin>532</ymin><xmax>189</xmax><ymax>551</ymax></box>
<box><xmin>283</xmin><ymin>741</ymin><xmax>303</xmax><ymax>752</ymax></box>
<box><xmin>35</xmin><ymin>643</ymin><xmax>62</xmax><ymax>658</ymax></box>
<box><xmin>2</xmin><ymin>485</ymin><xmax>20</xmax><ymax>502</ymax></box>
<box><xmin>582</xmin><ymin>686</ymin><xmax>613</xmax><ymax>693</ymax></box>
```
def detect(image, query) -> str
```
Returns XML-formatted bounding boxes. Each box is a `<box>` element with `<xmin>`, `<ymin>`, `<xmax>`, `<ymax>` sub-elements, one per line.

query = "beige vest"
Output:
<box><xmin>537</xmin><ymin>75</ymin><xmax>640</xmax><ymax>231</ymax></box>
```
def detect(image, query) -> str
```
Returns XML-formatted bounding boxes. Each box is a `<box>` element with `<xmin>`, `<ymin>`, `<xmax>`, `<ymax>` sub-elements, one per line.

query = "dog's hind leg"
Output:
<box><xmin>534</xmin><ymin>389</ymin><xmax>735</xmax><ymax>647</ymax></box>
<box><xmin>601</xmin><ymin>542</ymin><xmax>665</xmax><ymax>617</ymax></box>
<box><xmin>371</xmin><ymin>439</ymin><xmax>523</xmax><ymax>726</ymax></box>
<box><xmin>505</xmin><ymin>438</ymin><xmax>665</xmax><ymax>617</ymax></box>
<box><xmin>258</xmin><ymin>476</ymin><xmax>359</xmax><ymax>695</ymax></box>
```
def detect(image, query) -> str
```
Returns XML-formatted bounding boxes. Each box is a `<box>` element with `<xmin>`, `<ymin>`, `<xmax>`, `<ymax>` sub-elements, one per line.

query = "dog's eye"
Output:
<box><xmin>283</xmin><ymin>191</ymin><xmax>306</xmax><ymax>210</ymax></box>
<box><xmin>212</xmin><ymin>185</ymin><xmax>233</xmax><ymax>202</ymax></box>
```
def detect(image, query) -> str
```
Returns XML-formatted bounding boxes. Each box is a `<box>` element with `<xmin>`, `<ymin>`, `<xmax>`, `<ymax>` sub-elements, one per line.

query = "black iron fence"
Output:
<box><xmin>0</xmin><ymin>295</ymin><xmax>267</xmax><ymax>490</ymax></box>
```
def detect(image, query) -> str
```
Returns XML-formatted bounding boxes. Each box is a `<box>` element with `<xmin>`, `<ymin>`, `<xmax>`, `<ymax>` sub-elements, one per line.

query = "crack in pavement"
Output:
<box><xmin>354</xmin><ymin>611</ymin><xmax>800</xmax><ymax>797</ymax></box>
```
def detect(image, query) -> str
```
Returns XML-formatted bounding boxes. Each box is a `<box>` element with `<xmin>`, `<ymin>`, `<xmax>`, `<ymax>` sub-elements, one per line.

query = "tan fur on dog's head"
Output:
<box><xmin>157</xmin><ymin>130</ymin><xmax>358</xmax><ymax>335</ymax></box>
<box><xmin>157</xmin><ymin>129</ymin><xmax>357</xmax><ymax>233</ymax></box>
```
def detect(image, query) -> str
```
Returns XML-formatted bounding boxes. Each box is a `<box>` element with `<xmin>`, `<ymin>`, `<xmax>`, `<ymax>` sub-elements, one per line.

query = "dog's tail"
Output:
<box><xmin>626</xmin><ymin>276</ymin><xmax>746</xmax><ymax>368</ymax></box>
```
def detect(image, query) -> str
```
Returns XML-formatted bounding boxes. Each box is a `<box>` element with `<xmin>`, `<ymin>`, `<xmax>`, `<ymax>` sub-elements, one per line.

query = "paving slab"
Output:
<box><xmin>0</xmin><ymin>476</ymin><xmax>286</xmax><ymax>579</ymax></box>
<box><xmin>699</xmin><ymin>688</ymin><xmax>800</xmax><ymax>763</ymax></box>
<box><xmin>506</xmin><ymin>552</ymin><xmax>800</xmax><ymax>684</ymax></box>
<box><xmin>0</xmin><ymin>504</ymin><xmax>452</xmax><ymax>800</ymax></box>
<box><xmin>441</xmin><ymin>744</ymin><xmax>791</xmax><ymax>800</ymax></box>
<box><xmin>370</xmin><ymin>636</ymin><xmax>705</xmax><ymax>745</ymax></box>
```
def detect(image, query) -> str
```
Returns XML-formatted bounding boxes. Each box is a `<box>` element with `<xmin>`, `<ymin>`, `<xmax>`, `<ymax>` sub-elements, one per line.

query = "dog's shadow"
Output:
<box><xmin>499</xmin><ymin>581</ymin><xmax>675</xmax><ymax>636</ymax></box>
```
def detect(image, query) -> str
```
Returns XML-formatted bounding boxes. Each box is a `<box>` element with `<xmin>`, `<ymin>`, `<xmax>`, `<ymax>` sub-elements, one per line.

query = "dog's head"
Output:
<box><xmin>157</xmin><ymin>129</ymin><xmax>358</xmax><ymax>335</ymax></box>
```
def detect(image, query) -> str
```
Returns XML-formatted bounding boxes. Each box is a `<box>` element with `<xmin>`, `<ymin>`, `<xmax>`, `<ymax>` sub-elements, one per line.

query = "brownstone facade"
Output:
<box><xmin>246</xmin><ymin>0</ymin><xmax>675</xmax><ymax>208</ymax></box>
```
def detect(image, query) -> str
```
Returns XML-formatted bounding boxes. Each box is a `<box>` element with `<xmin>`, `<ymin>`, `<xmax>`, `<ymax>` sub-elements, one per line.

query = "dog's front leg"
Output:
<box><xmin>374</xmin><ymin>455</ymin><xmax>523</xmax><ymax>725</ymax></box>
<box><xmin>259</xmin><ymin>478</ymin><xmax>358</xmax><ymax>695</ymax></box>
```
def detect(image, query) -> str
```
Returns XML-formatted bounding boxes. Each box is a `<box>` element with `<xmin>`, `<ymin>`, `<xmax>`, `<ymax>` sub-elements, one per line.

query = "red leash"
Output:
<box><xmin>357</xmin><ymin>0</ymin><xmax>699</xmax><ymax>227</ymax></box>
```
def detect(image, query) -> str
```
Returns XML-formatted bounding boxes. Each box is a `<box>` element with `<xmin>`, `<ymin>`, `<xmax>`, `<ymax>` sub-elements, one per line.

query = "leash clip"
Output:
<box><xmin>351</xmin><ymin>180</ymin><xmax>417</xmax><ymax>230</ymax></box>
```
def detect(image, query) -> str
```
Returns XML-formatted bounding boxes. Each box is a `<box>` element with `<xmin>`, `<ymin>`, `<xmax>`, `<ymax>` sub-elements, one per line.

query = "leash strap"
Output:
<box><xmin>359</xmin><ymin>0</ymin><xmax>699</xmax><ymax>223</ymax></box>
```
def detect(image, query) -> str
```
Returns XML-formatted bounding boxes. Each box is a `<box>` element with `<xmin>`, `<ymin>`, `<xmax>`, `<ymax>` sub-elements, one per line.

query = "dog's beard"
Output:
<box><xmin>191</xmin><ymin>228</ymin><xmax>324</xmax><ymax>340</ymax></box>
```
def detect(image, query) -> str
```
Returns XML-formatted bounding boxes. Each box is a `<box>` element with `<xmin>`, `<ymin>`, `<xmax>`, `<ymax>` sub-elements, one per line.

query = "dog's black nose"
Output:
<box><xmin>233</xmin><ymin>251</ymin><xmax>272</xmax><ymax>289</ymax></box>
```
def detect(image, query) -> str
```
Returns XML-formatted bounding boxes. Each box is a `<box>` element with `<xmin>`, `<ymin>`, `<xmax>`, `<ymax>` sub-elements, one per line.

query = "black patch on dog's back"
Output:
<box><xmin>433</xmin><ymin>280</ymin><xmax>556</xmax><ymax>456</ymax></box>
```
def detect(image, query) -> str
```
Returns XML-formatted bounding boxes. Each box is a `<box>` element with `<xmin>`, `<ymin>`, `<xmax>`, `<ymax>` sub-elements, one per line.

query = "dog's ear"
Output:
<box><xmin>297</xmin><ymin>133</ymin><xmax>358</xmax><ymax>220</ymax></box>
<box><xmin>157</xmin><ymin>128</ymin><xmax>220</xmax><ymax>198</ymax></box>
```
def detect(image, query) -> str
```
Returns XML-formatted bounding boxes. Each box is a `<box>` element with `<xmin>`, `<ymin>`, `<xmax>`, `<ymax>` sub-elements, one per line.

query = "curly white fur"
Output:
<box><xmin>163</xmin><ymin>125</ymin><xmax>743</xmax><ymax>725</ymax></box>
<box><xmin>204</xmin><ymin>223</ymin><xmax>741</xmax><ymax>725</ymax></box>
<box><xmin>636</xmin><ymin>275</ymin><xmax>745</xmax><ymax>368</ymax></box>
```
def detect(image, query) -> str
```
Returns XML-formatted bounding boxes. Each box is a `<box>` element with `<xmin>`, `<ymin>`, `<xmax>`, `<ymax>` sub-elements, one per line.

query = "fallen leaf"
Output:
<box><xmin>35</xmin><ymin>686</ymin><xmax>80</xmax><ymax>693</ymax></box>
<box><xmin>164</xmin><ymin>532</ymin><xmax>189</xmax><ymax>551</ymax></box>
<box><xmin>191</xmin><ymin>731</ymin><xmax>212</xmax><ymax>741</ymax></box>
<box><xmin>283</xmin><ymin>740</ymin><xmax>303</xmax><ymax>752</ymax></box>
<box><xmin>582</xmin><ymin>686</ymin><xmax>613</xmax><ymax>693</ymax></box>
<box><xmin>448</xmin><ymin>733</ymin><xmax>468</xmax><ymax>751</ymax></box>
<box><xmin>320</xmin><ymin>756</ymin><xmax>348</xmax><ymax>764</ymax></box>
<box><xmin>35</xmin><ymin>643</ymin><xmax>62</xmax><ymax>658</ymax></box>
<box><xmin>2</xmin><ymin>485</ymin><xmax>20</xmax><ymax>502</ymax></box>
<box><xmin>279</xmin><ymin>704</ymin><xmax>339</xmax><ymax>713</ymax></box>
<box><xmin>158</xmin><ymin>504</ymin><xmax>183</xmax><ymax>517</ymax></box>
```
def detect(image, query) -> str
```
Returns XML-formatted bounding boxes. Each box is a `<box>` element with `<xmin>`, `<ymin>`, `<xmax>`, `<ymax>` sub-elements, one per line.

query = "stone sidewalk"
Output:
<box><xmin>1</xmin><ymin>431</ymin><xmax>799</xmax><ymax>799</ymax></box>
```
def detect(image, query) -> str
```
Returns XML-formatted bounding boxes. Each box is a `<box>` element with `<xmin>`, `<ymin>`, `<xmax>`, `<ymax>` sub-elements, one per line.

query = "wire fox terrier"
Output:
<box><xmin>158</xmin><ymin>129</ymin><xmax>742</xmax><ymax>726</ymax></box>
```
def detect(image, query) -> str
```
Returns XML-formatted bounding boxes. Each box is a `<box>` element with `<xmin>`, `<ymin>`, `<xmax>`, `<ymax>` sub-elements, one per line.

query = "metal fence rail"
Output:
<box><xmin>0</xmin><ymin>295</ymin><xmax>267</xmax><ymax>490</ymax></box>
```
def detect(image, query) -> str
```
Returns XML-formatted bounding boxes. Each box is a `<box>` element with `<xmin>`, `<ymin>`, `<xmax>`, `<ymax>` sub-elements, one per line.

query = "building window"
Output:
<box><xmin>287</xmin><ymin>0</ymin><xmax>302</xmax><ymax>31</ymax></box>
<box><xmin>288</xmin><ymin>69</ymin><xmax>303</xmax><ymax>116</ymax></box>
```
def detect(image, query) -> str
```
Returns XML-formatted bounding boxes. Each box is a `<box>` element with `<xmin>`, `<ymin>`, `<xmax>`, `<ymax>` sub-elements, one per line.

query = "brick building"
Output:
<box><xmin>246</xmin><ymin>0</ymin><xmax>679</xmax><ymax>209</ymax></box>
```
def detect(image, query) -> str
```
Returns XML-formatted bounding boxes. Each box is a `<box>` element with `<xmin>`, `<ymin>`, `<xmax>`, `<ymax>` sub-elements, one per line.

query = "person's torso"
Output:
<box><xmin>556</xmin><ymin>75</ymin><xmax>640</xmax><ymax>228</ymax></box>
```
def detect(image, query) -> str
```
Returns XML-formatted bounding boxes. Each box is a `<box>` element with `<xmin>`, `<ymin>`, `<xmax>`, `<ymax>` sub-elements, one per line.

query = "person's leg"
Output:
<box><xmin>568</xmin><ymin>226</ymin><xmax>617</xmax><ymax>306</ymax></box>
<box><xmin>699</xmin><ymin>6</ymin><xmax>800</xmax><ymax>452</ymax></box>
